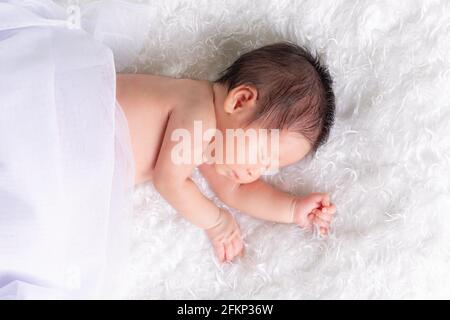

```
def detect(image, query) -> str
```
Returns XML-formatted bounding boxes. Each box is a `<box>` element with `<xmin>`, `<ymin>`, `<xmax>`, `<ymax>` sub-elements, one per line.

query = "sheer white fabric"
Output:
<box><xmin>0</xmin><ymin>0</ymin><xmax>151</xmax><ymax>299</ymax></box>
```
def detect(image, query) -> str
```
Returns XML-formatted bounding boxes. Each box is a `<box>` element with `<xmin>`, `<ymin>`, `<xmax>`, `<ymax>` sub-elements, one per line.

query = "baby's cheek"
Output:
<box><xmin>214</xmin><ymin>164</ymin><xmax>228</xmax><ymax>177</ymax></box>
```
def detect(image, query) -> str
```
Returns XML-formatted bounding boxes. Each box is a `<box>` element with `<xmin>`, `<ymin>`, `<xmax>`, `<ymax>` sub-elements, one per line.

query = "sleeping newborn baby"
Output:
<box><xmin>117</xmin><ymin>42</ymin><xmax>337</xmax><ymax>263</ymax></box>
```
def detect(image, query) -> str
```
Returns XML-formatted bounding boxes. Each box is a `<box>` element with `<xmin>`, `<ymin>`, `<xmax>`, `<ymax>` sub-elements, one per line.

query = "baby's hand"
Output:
<box><xmin>293</xmin><ymin>193</ymin><xmax>336</xmax><ymax>235</ymax></box>
<box><xmin>205</xmin><ymin>209</ymin><xmax>244</xmax><ymax>263</ymax></box>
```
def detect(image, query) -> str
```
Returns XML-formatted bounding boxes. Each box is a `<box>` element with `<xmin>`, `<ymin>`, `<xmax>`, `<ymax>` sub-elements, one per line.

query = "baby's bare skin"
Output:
<box><xmin>116</xmin><ymin>74</ymin><xmax>214</xmax><ymax>184</ymax></box>
<box><xmin>116</xmin><ymin>73</ymin><xmax>336</xmax><ymax>263</ymax></box>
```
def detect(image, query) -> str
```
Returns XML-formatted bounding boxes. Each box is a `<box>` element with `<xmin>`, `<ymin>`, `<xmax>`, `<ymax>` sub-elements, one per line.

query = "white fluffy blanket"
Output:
<box><xmin>72</xmin><ymin>0</ymin><xmax>450</xmax><ymax>299</ymax></box>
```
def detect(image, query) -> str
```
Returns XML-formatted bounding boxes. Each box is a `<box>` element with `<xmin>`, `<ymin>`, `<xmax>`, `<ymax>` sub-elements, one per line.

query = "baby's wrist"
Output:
<box><xmin>203</xmin><ymin>208</ymin><xmax>223</xmax><ymax>230</ymax></box>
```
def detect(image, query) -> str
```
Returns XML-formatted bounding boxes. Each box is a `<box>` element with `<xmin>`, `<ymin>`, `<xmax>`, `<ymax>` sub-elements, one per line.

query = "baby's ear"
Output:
<box><xmin>224</xmin><ymin>85</ymin><xmax>258</xmax><ymax>114</ymax></box>
<box><xmin>223</xmin><ymin>96</ymin><xmax>238</xmax><ymax>114</ymax></box>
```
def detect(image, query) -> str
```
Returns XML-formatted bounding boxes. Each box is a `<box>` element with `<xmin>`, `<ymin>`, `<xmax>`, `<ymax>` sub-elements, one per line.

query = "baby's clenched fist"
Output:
<box><xmin>293</xmin><ymin>193</ymin><xmax>336</xmax><ymax>235</ymax></box>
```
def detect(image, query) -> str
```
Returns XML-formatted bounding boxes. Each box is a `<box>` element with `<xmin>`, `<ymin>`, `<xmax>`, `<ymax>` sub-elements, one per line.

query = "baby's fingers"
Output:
<box><xmin>313</xmin><ymin>211</ymin><xmax>330</xmax><ymax>229</ymax></box>
<box><xmin>314</xmin><ymin>217</ymin><xmax>329</xmax><ymax>229</ymax></box>
<box><xmin>224</xmin><ymin>241</ymin><xmax>238</xmax><ymax>262</ymax></box>
<box><xmin>213</xmin><ymin>242</ymin><xmax>226</xmax><ymax>263</ymax></box>
<box><xmin>318</xmin><ymin>193</ymin><xmax>330</xmax><ymax>207</ymax></box>
<box><xmin>317</xmin><ymin>210</ymin><xmax>334</xmax><ymax>222</ymax></box>
<box><xmin>321</xmin><ymin>204</ymin><xmax>336</xmax><ymax>215</ymax></box>
<box><xmin>231</xmin><ymin>237</ymin><xmax>245</xmax><ymax>258</ymax></box>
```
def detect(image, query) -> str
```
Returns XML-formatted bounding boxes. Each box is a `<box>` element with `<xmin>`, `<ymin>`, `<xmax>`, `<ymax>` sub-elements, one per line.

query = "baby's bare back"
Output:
<box><xmin>116</xmin><ymin>73</ymin><xmax>214</xmax><ymax>184</ymax></box>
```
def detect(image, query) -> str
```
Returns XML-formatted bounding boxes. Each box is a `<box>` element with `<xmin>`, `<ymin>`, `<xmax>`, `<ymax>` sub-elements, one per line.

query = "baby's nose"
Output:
<box><xmin>246</xmin><ymin>167</ymin><xmax>261</xmax><ymax>178</ymax></box>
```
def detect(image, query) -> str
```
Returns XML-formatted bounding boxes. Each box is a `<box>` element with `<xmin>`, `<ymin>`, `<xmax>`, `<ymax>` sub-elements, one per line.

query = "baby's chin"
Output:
<box><xmin>214</xmin><ymin>164</ymin><xmax>258</xmax><ymax>184</ymax></box>
<box><xmin>214</xmin><ymin>164</ymin><xmax>238</xmax><ymax>181</ymax></box>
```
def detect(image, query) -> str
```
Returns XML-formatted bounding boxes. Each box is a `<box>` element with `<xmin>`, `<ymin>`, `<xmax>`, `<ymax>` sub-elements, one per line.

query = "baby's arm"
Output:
<box><xmin>199</xmin><ymin>164</ymin><xmax>336</xmax><ymax>234</ymax></box>
<box><xmin>153</xmin><ymin>112</ymin><xmax>222</xmax><ymax>228</ymax></box>
<box><xmin>153</xmin><ymin>112</ymin><xmax>244</xmax><ymax>261</ymax></box>
<box><xmin>200</xmin><ymin>164</ymin><xmax>295</xmax><ymax>223</ymax></box>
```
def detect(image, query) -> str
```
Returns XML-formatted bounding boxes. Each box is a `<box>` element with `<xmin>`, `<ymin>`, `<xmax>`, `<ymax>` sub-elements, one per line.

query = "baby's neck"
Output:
<box><xmin>209</xmin><ymin>81</ymin><xmax>228</xmax><ymax>133</ymax></box>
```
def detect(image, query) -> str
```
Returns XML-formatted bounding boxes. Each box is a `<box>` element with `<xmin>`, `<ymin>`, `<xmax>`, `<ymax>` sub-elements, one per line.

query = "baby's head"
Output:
<box><xmin>211</xmin><ymin>41</ymin><xmax>335</xmax><ymax>183</ymax></box>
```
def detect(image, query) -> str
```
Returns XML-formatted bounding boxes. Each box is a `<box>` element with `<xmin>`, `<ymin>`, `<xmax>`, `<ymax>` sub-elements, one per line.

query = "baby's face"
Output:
<box><xmin>214</xmin><ymin>127</ymin><xmax>311</xmax><ymax>184</ymax></box>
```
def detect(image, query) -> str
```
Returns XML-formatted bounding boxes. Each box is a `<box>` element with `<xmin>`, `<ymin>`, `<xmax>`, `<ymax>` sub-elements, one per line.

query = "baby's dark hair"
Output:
<box><xmin>214</xmin><ymin>41</ymin><xmax>335</xmax><ymax>153</ymax></box>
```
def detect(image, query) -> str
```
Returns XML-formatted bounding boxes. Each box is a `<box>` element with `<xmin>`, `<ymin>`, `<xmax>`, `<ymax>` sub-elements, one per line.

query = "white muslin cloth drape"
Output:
<box><xmin>0</xmin><ymin>0</ymin><xmax>152</xmax><ymax>299</ymax></box>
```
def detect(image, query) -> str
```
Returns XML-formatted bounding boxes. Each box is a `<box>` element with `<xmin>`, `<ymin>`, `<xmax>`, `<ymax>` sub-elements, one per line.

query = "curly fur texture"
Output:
<box><xmin>65</xmin><ymin>0</ymin><xmax>450</xmax><ymax>299</ymax></box>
